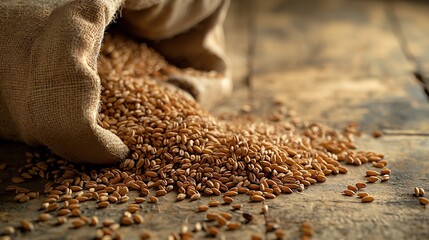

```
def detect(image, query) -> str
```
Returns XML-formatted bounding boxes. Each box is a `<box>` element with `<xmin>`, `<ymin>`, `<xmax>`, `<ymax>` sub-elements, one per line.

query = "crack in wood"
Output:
<box><xmin>245</xmin><ymin>0</ymin><xmax>257</xmax><ymax>97</ymax></box>
<box><xmin>382</xmin><ymin>129</ymin><xmax>429</xmax><ymax>136</ymax></box>
<box><xmin>385</xmin><ymin>0</ymin><xmax>429</xmax><ymax>100</ymax></box>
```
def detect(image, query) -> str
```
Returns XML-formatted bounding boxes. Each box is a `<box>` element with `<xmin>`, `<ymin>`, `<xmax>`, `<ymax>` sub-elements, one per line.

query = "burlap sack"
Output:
<box><xmin>0</xmin><ymin>0</ymin><xmax>231</xmax><ymax>164</ymax></box>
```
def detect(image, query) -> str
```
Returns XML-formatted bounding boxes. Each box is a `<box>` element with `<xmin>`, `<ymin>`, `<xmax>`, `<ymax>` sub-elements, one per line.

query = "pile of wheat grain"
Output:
<box><xmin>4</xmin><ymin>32</ymin><xmax>388</xmax><ymax>239</ymax></box>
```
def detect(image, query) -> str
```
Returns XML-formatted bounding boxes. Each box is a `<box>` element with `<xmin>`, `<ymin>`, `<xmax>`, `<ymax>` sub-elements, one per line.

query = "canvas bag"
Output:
<box><xmin>0</xmin><ymin>0</ymin><xmax>231</xmax><ymax>164</ymax></box>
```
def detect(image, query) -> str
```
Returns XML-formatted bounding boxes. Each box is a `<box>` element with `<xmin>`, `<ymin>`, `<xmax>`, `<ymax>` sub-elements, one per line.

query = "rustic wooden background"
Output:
<box><xmin>1</xmin><ymin>0</ymin><xmax>429</xmax><ymax>239</ymax></box>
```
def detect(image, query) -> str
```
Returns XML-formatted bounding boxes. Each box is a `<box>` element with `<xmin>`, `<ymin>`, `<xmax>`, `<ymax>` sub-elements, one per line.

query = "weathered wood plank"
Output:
<box><xmin>249</xmin><ymin>0</ymin><xmax>429</xmax><ymax>133</ymax></box>
<box><xmin>224</xmin><ymin>0</ymin><xmax>252</xmax><ymax>88</ymax></box>
<box><xmin>390</xmin><ymin>0</ymin><xmax>429</xmax><ymax>96</ymax></box>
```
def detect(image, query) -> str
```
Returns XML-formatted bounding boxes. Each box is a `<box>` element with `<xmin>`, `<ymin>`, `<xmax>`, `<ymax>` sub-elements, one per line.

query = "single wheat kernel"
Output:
<box><xmin>208</xmin><ymin>226</ymin><xmax>218</xmax><ymax>236</ymax></box>
<box><xmin>193</xmin><ymin>222</ymin><xmax>202</xmax><ymax>232</ymax></box>
<box><xmin>227</xmin><ymin>222</ymin><xmax>241</xmax><ymax>230</ymax></box>
<box><xmin>133</xmin><ymin>214</ymin><xmax>144</xmax><ymax>224</ymax></box>
<box><xmin>21</xmin><ymin>220</ymin><xmax>34</xmax><ymax>231</ymax></box>
<box><xmin>71</xmin><ymin>219</ymin><xmax>86</xmax><ymax>228</ymax></box>
<box><xmin>224</xmin><ymin>191</ymin><xmax>238</xmax><ymax>197</ymax></box>
<box><xmin>366</xmin><ymin>170</ymin><xmax>379</xmax><ymax>177</ymax></box>
<box><xmin>102</xmin><ymin>219</ymin><xmax>115</xmax><ymax>227</ymax></box>
<box><xmin>262</xmin><ymin>204</ymin><xmax>269</xmax><ymax>214</ymax></box>
<box><xmin>356</xmin><ymin>182</ymin><xmax>366</xmax><ymax>189</ymax></box>
<box><xmin>155</xmin><ymin>189</ymin><xmax>167</xmax><ymax>196</ymax></box>
<box><xmin>361</xmin><ymin>195</ymin><xmax>375</xmax><ymax>203</ymax></box>
<box><xmin>367</xmin><ymin>176</ymin><xmax>379</xmax><ymax>183</ymax></box>
<box><xmin>95</xmin><ymin>229</ymin><xmax>104</xmax><ymax>239</ymax></box>
<box><xmin>380</xmin><ymin>168</ymin><xmax>391</xmax><ymax>175</ymax></box>
<box><xmin>264</xmin><ymin>192</ymin><xmax>276</xmax><ymax>199</ymax></box>
<box><xmin>338</xmin><ymin>166</ymin><xmax>348</xmax><ymax>174</ymax></box>
<box><xmin>149</xmin><ymin>196</ymin><xmax>158</xmax><ymax>203</ymax></box>
<box><xmin>275</xmin><ymin>229</ymin><xmax>286</xmax><ymax>239</ymax></box>
<box><xmin>70</xmin><ymin>208</ymin><xmax>81</xmax><ymax>217</ymax></box>
<box><xmin>250</xmin><ymin>195</ymin><xmax>265</xmax><ymax>202</ymax></box>
<box><xmin>11</xmin><ymin>177</ymin><xmax>25</xmax><ymax>184</ymax></box>
<box><xmin>98</xmin><ymin>201</ymin><xmax>109</xmax><ymax>208</ymax></box>
<box><xmin>18</xmin><ymin>195</ymin><xmax>30</xmax><ymax>203</ymax></box>
<box><xmin>190</xmin><ymin>193</ymin><xmax>201</xmax><ymax>201</ymax></box>
<box><xmin>418</xmin><ymin>197</ymin><xmax>429</xmax><ymax>205</ymax></box>
<box><xmin>343</xmin><ymin>190</ymin><xmax>355</xmax><ymax>196</ymax></box>
<box><xmin>0</xmin><ymin>163</ymin><xmax>7</xmax><ymax>170</ymax></box>
<box><xmin>316</xmin><ymin>175</ymin><xmax>327</xmax><ymax>182</ymax></box>
<box><xmin>181</xmin><ymin>232</ymin><xmax>193</xmax><ymax>240</ymax></box>
<box><xmin>110</xmin><ymin>223</ymin><xmax>121</xmax><ymax>231</ymax></box>
<box><xmin>380</xmin><ymin>175</ymin><xmax>390</xmax><ymax>182</ymax></box>
<box><xmin>373</xmin><ymin>162</ymin><xmax>385</xmax><ymax>168</ymax></box>
<box><xmin>123</xmin><ymin>211</ymin><xmax>132</xmax><ymax>219</ymax></box>
<box><xmin>220</xmin><ymin>212</ymin><xmax>232</xmax><ymax>220</ymax></box>
<box><xmin>266</xmin><ymin>222</ymin><xmax>279</xmax><ymax>232</ymax></box>
<box><xmin>414</xmin><ymin>187</ymin><xmax>420</xmax><ymax>197</ymax></box>
<box><xmin>56</xmin><ymin>217</ymin><xmax>67</xmax><ymax>225</ymax></box>
<box><xmin>176</xmin><ymin>193</ymin><xmax>186</xmax><ymax>201</ymax></box>
<box><xmin>302</xmin><ymin>221</ymin><xmax>313</xmax><ymax>237</ymax></box>
<box><xmin>231</xmin><ymin>203</ymin><xmax>242</xmax><ymax>210</ymax></box>
<box><xmin>206</xmin><ymin>213</ymin><xmax>218</xmax><ymax>221</ymax></box>
<box><xmin>216</xmin><ymin>216</ymin><xmax>227</xmax><ymax>227</ymax></box>
<box><xmin>27</xmin><ymin>192</ymin><xmax>39</xmax><ymax>199</ymax></box>
<box><xmin>357</xmin><ymin>192</ymin><xmax>369</xmax><ymax>198</ymax></box>
<box><xmin>6</xmin><ymin>185</ymin><xmax>18</xmax><ymax>192</ymax></box>
<box><xmin>197</xmin><ymin>205</ymin><xmax>209</xmax><ymax>212</ymax></box>
<box><xmin>2</xmin><ymin>226</ymin><xmax>15</xmax><ymax>235</ymax></box>
<box><xmin>251</xmin><ymin>234</ymin><xmax>263</xmax><ymax>240</ymax></box>
<box><xmin>208</xmin><ymin>200</ymin><xmax>220</xmax><ymax>207</ymax></box>
<box><xmin>89</xmin><ymin>216</ymin><xmax>99</xmax><ymax>226</ymax></box>
<box><xmin>223</xmin><ymin>196</ymin><xmax>233</xmax><ymax>204</ymax></box>
<box><xmin>347</xmin><ymin>185</ymin><xmax>358</xmax><ymax>192</ymax></box>
<box><xmin>121</xmin><ymin>216</ymin><xmax>133</xmax><ymax>226</ymax></box>
<box><xmin>57</xmin><ymin>208</ymin><xmax>71</xmax><ymax>216</ymax></box>
<box><xmin>46</xmin><ymin>203</ymin><xmax>59</xmax><ymax>212</ymax></box>
<box><xmin>140</xmin><ymin>232</ymin><xmax>151</xmax><ymax>240</ymax></box>
<box><xmin>372</xmin><ymin>130</ymin><xmax>382</xmax><ymax>138</ymax></box>
<box><xmin>38</xmin><ymin>213</ymin><xmax>51</xmax><ymax>222</ymax></box>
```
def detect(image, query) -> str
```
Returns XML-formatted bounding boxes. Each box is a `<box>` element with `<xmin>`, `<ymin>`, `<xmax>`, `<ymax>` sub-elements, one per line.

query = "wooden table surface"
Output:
<box><xmin>1</xmin><ymin>0</ymin><xmax>429</xmax><ymax>239</ymax></box>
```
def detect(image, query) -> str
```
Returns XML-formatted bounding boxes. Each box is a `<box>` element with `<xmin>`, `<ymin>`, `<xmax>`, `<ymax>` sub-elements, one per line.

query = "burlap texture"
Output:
<box><xmin>0</xmin><ymin>0</ymin><xmax>230</xmax><ymax>164</ymax></box>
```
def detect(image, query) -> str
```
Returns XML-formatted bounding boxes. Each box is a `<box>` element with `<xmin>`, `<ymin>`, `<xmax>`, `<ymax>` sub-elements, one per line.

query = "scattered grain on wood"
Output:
<box><xmin>0</xmin><ymin>32</ymin><xmax>388</xmax><ymax>238</ymax></box>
